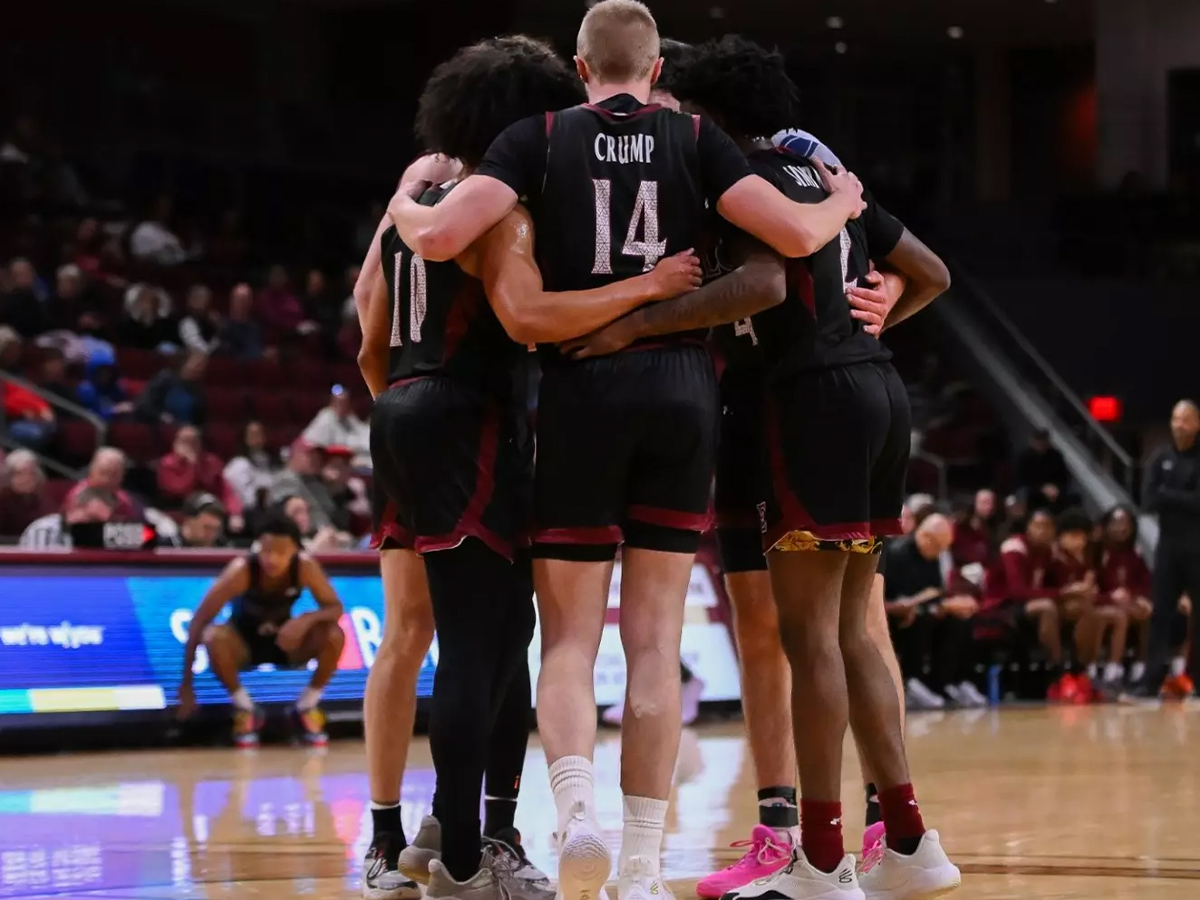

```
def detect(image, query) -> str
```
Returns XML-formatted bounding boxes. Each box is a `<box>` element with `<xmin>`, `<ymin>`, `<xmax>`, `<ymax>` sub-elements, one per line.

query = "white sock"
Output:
<box><xmin>619</xmin><ymin>795</ymin><xmax>668</xmax><ymax>873</ymax></box>
<box><xmin>1170</xmin><ymin>656</ymin><xmax>1187</xmax><ymax>677</ymax></box>
<box><xmin>549</xmin><ymin>756</ymin><xmax>595</xmax><ymax>831</ymax></box>
<box><xmin>1131</xmin><ymin>661</ymin><xmax>1147</xmax><ymax>682</ymax></box>
<box><xmin>231</xmin><ymin>687</ymin><xmax>254</xmax><ymax>711</ymax></box>
<box><xmin>297</xmin><ymin>686</ymin><xmax>323</xmax><ymax>711</ymax></box>
<box><xmin>1104</xmin><ymin>661</ymin><xmax>1124</xmax><ymax>682</ymax></box>
<box><xmin>1086</xmin><ymin>663</ymin><xmax>1098</xmax><ymax>680</ymax></box>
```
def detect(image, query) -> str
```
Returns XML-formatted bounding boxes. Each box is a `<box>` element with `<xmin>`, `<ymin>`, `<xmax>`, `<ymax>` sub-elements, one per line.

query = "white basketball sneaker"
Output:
<box><xmin>556</xmin><ymin>801</ymin><xmax>612</xmax><ymax>900</ymax></box>
<box><xmin>724</xmin><ymin>849</ymin><xmax>863</xmax><ymax>900</ymax></box>
<box><xmin>617</xmin><ymin>855</ymin><xmax>675</xmax><ymax>900</ymax></box>
<box><xmin>397</xmin><ymin>815</ymin><xmax>441</xmax><ymax>884</ymax></box>
<box><xmin>858</xmin><ymin>831</ymin><xmax>960</xmax><ymax>900</ymax></box>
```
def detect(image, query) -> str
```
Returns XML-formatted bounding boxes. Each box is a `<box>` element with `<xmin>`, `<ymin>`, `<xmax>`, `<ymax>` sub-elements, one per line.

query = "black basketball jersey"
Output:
<box><xmin>380</xmin><ymin>183</ymin><xmax>523</xmax><ymax>400</ymax></box>
<box><xmin>230</xmin><ymin>553</ymin><xmax>302</xmax><ymax>626</ymax></box>
<box><xmin>704</xmin><ymin>215</ymin><xmax>766</xmax><ymax>375</ymax></box>
<box><xmin>744</xmin><ymin>148</ymin><xmax>891</xmax><ymax>380</ymax></box>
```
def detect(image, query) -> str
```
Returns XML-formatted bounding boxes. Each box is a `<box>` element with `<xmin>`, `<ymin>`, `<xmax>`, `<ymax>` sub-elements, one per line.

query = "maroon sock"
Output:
<box><xmin>799</xmin><ymin>799</ymin><xmax>844</xmax><ymax>873</ymax></box>
<box><xmin>878</xmin><ymin>784</ymin><xmax>926</xmax><ymax>855</ymax></box>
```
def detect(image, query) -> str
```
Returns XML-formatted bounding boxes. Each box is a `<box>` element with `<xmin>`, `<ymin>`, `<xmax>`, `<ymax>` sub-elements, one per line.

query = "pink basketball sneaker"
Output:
<box><xmin>696</xmin><ymin>825</ymin><xmax>793</xmax><ymax>899</ymax></box>
<box><xmin>862</xmin><ymin>822</ymin><xmax>885</xmax><ymax>859</ymax></box>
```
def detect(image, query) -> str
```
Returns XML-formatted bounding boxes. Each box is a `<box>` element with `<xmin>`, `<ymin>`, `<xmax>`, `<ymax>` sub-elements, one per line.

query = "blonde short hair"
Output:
<box><xmin>577</xmin><ymin>0</ymin><xmax>660</xmax><ymax>84</ymax></box>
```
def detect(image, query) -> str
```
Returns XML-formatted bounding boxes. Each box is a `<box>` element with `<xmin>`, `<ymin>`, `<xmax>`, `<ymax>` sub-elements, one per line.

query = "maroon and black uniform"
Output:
<box><xmin>370</xmin><ymin>183</ymin><xmax>531</xmax><ymax>558</ymax></box>
<box><xmin>736</xmin><ymin>148</ymin><xmax>907</xmax><ymax>551</ymax></box>
<box><xmin>476</xmin><ymin>95</ymin><xmax>750</xmax><ymax>558</ymax></box>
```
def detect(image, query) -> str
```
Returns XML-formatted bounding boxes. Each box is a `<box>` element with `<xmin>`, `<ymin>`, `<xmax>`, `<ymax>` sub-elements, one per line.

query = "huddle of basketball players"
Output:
<box><xmin>351</xmin><ymin>3</ymin><xmax>959</xmax><ymax>900</ymax></box>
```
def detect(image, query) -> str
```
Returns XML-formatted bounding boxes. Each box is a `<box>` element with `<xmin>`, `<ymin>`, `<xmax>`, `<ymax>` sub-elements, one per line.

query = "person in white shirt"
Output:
<box><xmin>301</xmin><ymin>385</ymin><xmax>371</xmax><ymax>469</ymax></box>
<box><xmin>129</xmin><ymin>195</ymin><xmax>188</xmax><ymax>266</ymax></box>
<box><xmin>223</xmin><ymin>421</ymin><xmax>279</xmax><ymax>508</ymax></box>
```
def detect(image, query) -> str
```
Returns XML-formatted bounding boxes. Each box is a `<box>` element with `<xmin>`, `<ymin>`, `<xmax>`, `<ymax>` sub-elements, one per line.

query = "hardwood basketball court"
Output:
<box><xmin>1</xmin><ymin>707</ymin><xmax>1197</xmax><ymax>900</ymax></box>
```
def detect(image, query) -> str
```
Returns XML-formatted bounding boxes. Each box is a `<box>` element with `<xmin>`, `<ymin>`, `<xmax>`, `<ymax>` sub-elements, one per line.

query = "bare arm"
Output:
<box><xmin>298</xmin><ymin>556</ymin><xmax>344</xmax><ymax>624</ymax></box>
<box><xmin>872</xmin><ymin>229</ymin><xmax>951</xmax><ymax>330</ymax></box>
<box><xmin>561</xmin><ymin>237</ymin><xmax>786</xmax><ymax>359</ymax></box>
<box><xmin>181</xmin><ymin>558</ymin><xmax>251</xmax><ymax>684</ymax></box>
<box><xmin>716</xmin><ymin>162</ymin><xmax>864</xmax><ymax>259</ymax></box>
<box><xmin>464</xmin><ymin>207</ymin><xmax>702</xmax><ymax>345</ymax></box>
<box><xmin>355</xmin><ymin>251</ymin><xmax>391</xmax><ymax>399</ymax></box>
<box><xmin>353</xmin><ymin>214</ymin><xmax>391</xmax><ymax>331</ymax></box>
<box><xmin>388</xmin><ymin>175</ymin><xmax>518</xmax><ymax>262</ymax></box>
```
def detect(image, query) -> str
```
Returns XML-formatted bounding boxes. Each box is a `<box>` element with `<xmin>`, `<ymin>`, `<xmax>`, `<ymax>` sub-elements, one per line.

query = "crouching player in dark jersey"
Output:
<box><xmin>357</xmin><ymin>35</ymin><xmax>703</xmax><ymax>900</ymax></box>
<box><xmin>386</xmin><ymin>7</ymin><xmax>867</xmax><ymax>899</ymax></box>
<box><xmin>176</xmin><ymin>514</ymin><xmax>345</xmax><ymax>747</ymax></box>
<box><xmin>566</xmin><ymin>36</ymin><xmax>957</xmax><ymax>900</ymax></box>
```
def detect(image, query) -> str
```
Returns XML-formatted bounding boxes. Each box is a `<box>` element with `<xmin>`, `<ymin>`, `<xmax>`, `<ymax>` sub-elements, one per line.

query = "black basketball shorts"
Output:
<box><xmin>370</xmin><ymin>376</ymin><xmax>531</xmax><ymax>559</ymax></box>
<box><xmin>763</xmin><ymin>361</ymin><xmax>910</xmax><ymax>553</ymax></box>
<box><xmin>532</xmin><ymin>343</ymin><xmax>718</xmax><ymax>560</ymax></box>
<box><xmin>228</xmin><ymin>615</ymin><xmax>296</xmax><ymax>669</ymax></box>
<box><xmin>714</xmin><ymin>367</ymin><xmax>769</xmax><ymax>574</ymax></box>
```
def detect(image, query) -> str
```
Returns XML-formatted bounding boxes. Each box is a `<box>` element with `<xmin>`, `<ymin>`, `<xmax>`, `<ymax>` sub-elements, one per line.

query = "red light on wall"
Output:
<box><xmin>1088</xmin><ymin>395</ymin><xmax>1122</xmax><ymax>423</ymax></box>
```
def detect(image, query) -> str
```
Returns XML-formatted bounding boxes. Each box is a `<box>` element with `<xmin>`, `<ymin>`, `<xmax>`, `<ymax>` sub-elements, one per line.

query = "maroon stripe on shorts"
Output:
<box><xmin>370</xmin><ymin>499</ymin><xmax>415</xmax><ymax>551</ymax></box>
<box><xmin>627</xmin><ymin>504</ymin><xmax>710</xmax><ymax>532</ymax></box>
<box><xmin>871</xmin><ymin>518</ymin><xmax>904</xmax><ymax>537</ymax></box>
<box><xmin>416</xmin><ymin>403</ymin><xmax>512</xmax><ymax>560</ymax></box>
<box><xmin>534</xmin><ymin>525</ymin><xmax>624</xmax><ymax>545</ymax></box>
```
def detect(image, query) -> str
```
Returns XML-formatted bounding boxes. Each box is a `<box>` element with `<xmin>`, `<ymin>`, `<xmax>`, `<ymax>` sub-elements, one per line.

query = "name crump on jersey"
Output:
<box><xmin>593</xmin><ymin>132</ymin><xmax>656</xmax><ymax>165</ymax></box>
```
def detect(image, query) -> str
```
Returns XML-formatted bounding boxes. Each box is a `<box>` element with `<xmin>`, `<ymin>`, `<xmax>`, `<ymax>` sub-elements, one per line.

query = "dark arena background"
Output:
<box><xmin>1</xmin><ymin>1</ymin><xmax>1199</xmax><ymax>899</ymax></box>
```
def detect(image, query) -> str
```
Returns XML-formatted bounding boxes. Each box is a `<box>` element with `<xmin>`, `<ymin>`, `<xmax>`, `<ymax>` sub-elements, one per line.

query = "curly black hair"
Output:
<box><xmin>1056</xmin><ymin>507</ymin><xmax>1093</xmax><ymax>537</ymax></box>
<box><xmin>667</xmin><ymin>34</ymin><xmax>798</xmax><ymax>138</ymax></box>
<box><xmin>656</xmin><ymin>38</ymin><xmax>694</xmax><ymax>93</ymax></box>
<box><xmin>416</xmin><ymin>36</ymin><xmax>585</xmax><ymax>169</ymax></box>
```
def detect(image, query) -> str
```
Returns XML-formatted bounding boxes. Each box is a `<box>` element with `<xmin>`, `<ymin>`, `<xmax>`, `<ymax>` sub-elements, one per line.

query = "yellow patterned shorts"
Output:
<box><xmin>769</xmin><ymin>531</ymin><xmax>885</xmax><ymax>554</ymax></box>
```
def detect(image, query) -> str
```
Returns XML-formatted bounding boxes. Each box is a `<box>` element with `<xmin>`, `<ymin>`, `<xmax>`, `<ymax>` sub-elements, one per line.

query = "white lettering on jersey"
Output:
<box><xmin>593</xmin><ymin>133</ymin><xmax>655</xmax><ymax>164</ymax></box>
<box><xmin>782</xmin><ymin>164</ymin><xmax>823</xmax><ymax>190</ymax></box>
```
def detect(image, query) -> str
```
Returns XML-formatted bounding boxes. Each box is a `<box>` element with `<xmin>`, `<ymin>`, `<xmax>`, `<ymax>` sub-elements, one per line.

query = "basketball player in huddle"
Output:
<box><xmin>565</xmin><ymin>35</ymin><xmax>958</xmax><ymax>900</ymax></box>
<box><xmin>358</xmin><ymin>34</ymin><xmax>705</xmax><ymax>900</ymax></box>
<box><xmin>176</xmin><ymin>515</ymin><xmax>345</xmax><ymax>747</ymax></box>
<box><xmin>388</xmin><ymin>5</ymin><xmax>868</xmax><ymax>900</ymax></box>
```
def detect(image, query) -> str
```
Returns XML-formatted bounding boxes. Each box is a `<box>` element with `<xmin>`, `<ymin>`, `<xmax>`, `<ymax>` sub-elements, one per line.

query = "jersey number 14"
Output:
<box><xmin>592</xmin><ymin>179</ymin><xmax>667</xmax><ymax>275</ymax></box>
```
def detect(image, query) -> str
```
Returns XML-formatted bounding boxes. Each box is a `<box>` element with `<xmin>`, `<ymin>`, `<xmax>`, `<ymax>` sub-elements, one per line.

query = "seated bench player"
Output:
<box><xmin>176</xmin><ymin>513</ymin><xmax>346</xmax><ymax>746</ymax></box>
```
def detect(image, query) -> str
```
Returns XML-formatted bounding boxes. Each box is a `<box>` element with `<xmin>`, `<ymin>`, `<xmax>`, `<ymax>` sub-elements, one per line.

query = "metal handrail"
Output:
<box><xmin>0</xmin><ymin>372</ymin><xmax>107</xmax><ymax>478</ymax></box>
<box><xmin>951</xmin><ymin>269</ymin><xmax>1136</xmax><ymax>495</ymax></box>
<box><xmin>911</xmin><ymin>448</ymin><xmax>949</xmax><ymax>502</ymax></box>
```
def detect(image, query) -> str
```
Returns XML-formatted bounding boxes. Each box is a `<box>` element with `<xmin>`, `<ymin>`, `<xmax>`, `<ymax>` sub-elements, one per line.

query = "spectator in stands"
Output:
<box><xmin>209</xmin><ymin>210</ymin><xmax>249</xmax><ymax>268</ymax></box>
<box><xmin>157</xmin><ymin>424</ymin><xmax>242</xmax><ymax>514</ymax></box>
<box><xmin>899</xmin><ymin>493</ymin><xmax>935</xmax><ymax>535</ymax></box>
<box><xmin>217</xmin><ymin>283</ymin><xmax>265</xmax><ymax>360</ymax></box>
<box><xmin>270</xmin><ymin>439</ymin><xmax>336</xmax><ymax>531</ymax></box>
<box><xmin>1</xmin><ymin>351</ymin><xmax>56</xmax><ymax>452</ymax></box>
<box><xmin>135</xmin><ymin>351</ymin><xmax>207</xmax><ymax>425</ymax></box>
<box><xmin>320</xmin><ymin>446</ymin><xmax>369</xmax><ymax>532</ymax></box>
<box><xmin>70</xmin><ymin>218</ymin><xmax>127</xmax><ymax>291</ymax></box>
<box><xmin>0</xmin><ymin>326</ymin><xmax>21</xmax><ymax>373</ymax></box>
<box><xmin>1</xmin><ymin>257</ymin><xmax>50</xmax><ymax>337</ymax></box>
<box><xmin>302</xmin><ymin>269</ymin><xmax>340</xmax><ymax>335</ymax></box>
<box><xmin>1098</xmin><ymin>505</ymin><xmax>1155</xmax><ymax>684</ymax></box>
<box><xmin>64</xmin><ymin>447</ymin><xmax>139</xmax><ymax>520</ymax></box>
<box><xmin>223</xmin><ymin>420</ymin><xmax>278</xmax><ymax>508</ymax></box>
<box><xmin>119</xmin><ymin>284</ymin><xmax>175</xmax><ymax>350</ymax></box>
<box><xmin>1016</xmin><ymin>428</ymin><xmax>1069</xmax><ymax>512</ymax></box>
<box><xmin>983</xmin><ymin>509</ymin><xmax>1072</xmax><ymax>696</ymax></box>
<box><xmin>76</xmin><ymin>356</ymin><xmax>133</xmax><ymax>420</ymax></box>
<box><xmin>953</xmin><ymin>488</ymin><xmax>998</xmax><ymax>569</ymax></box>
<box><xmin>129</xmin><ymin>195</ymin><xmax>188</xmax><ymax>266</ymax></box>
<box><xmin>20</xmin><ymin>485</ymin><xmax>118</xmax><ymax>549</ymax></box>
<box><xmin>282</xmin><ymin>493</ymin><xmax>343</xmax><ymax>551</ymax></box>
<box><xmin>257</xmin><ymin>264</ymin><xmax>318</xmax><ymax>337</ymax></box>
<box><xmin>884</xmin><ymin>513</ymin><xmax>986</xmax><ymax>709</ymax></box>
<box><xmin>161</xmin><ymin>492</ymin><xmax>227</xmax><ymax>548</ymax></box>
<box><xmin>302</xmin><ymin>385</ymin><xmax>370</xmax><ymax>469</ymax></box>
<box><xmin>50</xmin><ymin>263</ymin><xmax>102</xmax><ymax>335</ymax></box>
<box><xmin>177</xmin><ymin>285</ymin><xmax>221</xmax><ymax>354</ymax></box>
<box><xmin>0</xmin><ymin>449</ymin><xmax>50</xmax><ymax>539</ymax></box>
<box><xmin>34</xmin><ymin>351</ymin><xmax>74</xmax><ymax>406</ymax></box>
<box><xmin>1002</xmin><ymin>492</ymin><xmax>1028</xmax><ymax>537</ymax></box>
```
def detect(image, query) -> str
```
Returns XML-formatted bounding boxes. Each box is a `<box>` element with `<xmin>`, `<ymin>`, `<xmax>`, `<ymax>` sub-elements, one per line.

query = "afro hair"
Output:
<box><xmin>416</xmin><ymin>36</ymin><xmax>585</xmax><ymax>169</ymax></box>
<box><xmin>668</xmin><ymin>34</ymin><xmax>799</xmax><ymax>139</ymax></box>
<box><xmin>656</xmin><ymin>37</ymin><xmax>694</xmax><ymax>93</ymax></box>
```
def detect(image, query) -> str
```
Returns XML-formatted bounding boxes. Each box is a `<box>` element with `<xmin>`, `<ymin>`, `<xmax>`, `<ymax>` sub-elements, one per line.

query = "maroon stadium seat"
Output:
<box><xmin>43</xmin><ymin>478</ymin><xmax>75</xmax><ymax>511</ymax></box>
<box><xmin>288</xmin><ymin>360</ymin><xmax>334</xmax><ymax>393</ymax></box>
<box><xmin>55</xmin><ymin>419</ymin><xmax>99</xmax><ymax>466</ymax></box>
<box><xmin>245</xmin><ymin>359</ymin><xmax>286</xmax><ymax>389</ymax></box>
<box><xmin>204</xmin><ymin>387</ymin><xmax>247</xmax><ymax>423</ymax></box>
<box><xmin>204</xmin><ymin>423</ymin><xmax>241</xmax><ymax>461</ymax></box>
<box><xmin>266</xmin><ymin>425</ymin><xmax>297</xmax><ymax>453</ymax></box>
<box><xmin>203</xmin><ymin>356</ymin><xmax>242</xmax><ymax>387</ymax></box>
<box><xmin>116</xmin><ymin>348</ymin><xmax>166</xmax><ymax>380</ymax></box>
<box><xmin>107</xmin><ymin>421</ymin><xmax>159</xmax><ymax>464</ymax></box>
<box><xmin>247</xmin><ymin>390</ymin><xmax>294</xmax><ymax>425</ymax></box>
<box><xmin>290</xmin><ymin>391</ymin><xmax>327</xmax><ymax>424</ymax></box>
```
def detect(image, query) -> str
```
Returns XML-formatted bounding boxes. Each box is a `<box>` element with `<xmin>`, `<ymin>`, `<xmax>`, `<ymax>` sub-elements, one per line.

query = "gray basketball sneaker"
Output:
<box><xmin>362</xmin><ymin>832</ymin><xmax>421</xmax><ymax>900</ymax></box>
<box><xmin>397</xmin><ymin>815</ymin><xmax>442</xmax><ymax>884</ymax></box>
<box><xmin>482</xmin><ymin>842</ymin><xmax>556</xmax><ymax>900</ymax></box>
<box><xmin>426</xmin><ymin>859</ymin><xmax>511</xmax><ymax>900</ymax></box>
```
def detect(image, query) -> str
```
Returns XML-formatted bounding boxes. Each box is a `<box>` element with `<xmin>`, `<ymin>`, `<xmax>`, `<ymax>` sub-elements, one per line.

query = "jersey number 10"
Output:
<box><xmin>591</xmin><ymin>179</ymin><xmax>667</xmax><ymax>275</ymax></box>
<box><xmin>391</xmin><ymin>253</ymin><xmax>428</xmax><ymax>347</ymax></box>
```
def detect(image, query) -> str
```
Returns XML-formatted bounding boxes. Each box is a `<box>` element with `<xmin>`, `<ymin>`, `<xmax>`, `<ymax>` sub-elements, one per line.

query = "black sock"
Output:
<box><xmin>371</xmin><ymin>804</ymin><xmax>405</xmax><ymax>843</ymax></box>
<box><xmin>483</xmin><ymin>797</ymin><xmax>518</xmax><ymax>838</ymax></box>
<box><xmin>757</xmin><ymin>785</ymin><xmax>799</xmax><ymax>829</ymax></box>
<box><xmin>864</xmin><ymin>783</ymin><xmax>882</xmax><ymax>827</ymax></box>
<box><xmin>891</xmin><ymin>836</ymin><xmax>922</xmax><ymax>855</ymax></box>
